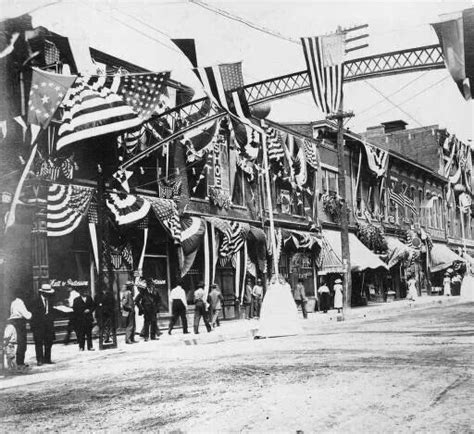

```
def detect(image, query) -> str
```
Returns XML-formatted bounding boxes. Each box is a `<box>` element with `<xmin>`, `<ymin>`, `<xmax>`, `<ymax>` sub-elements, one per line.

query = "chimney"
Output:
<box><xmin>381</xmin><ymin>120</ymin><xmax>408</xmax><ymax>133</ymax></box>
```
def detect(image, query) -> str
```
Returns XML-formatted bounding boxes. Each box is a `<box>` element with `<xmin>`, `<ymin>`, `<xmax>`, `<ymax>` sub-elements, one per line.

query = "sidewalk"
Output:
<box><xmin>1</xmin><ymin>295</ymin><xmax>468</xmax><ymax>381</ymax></box>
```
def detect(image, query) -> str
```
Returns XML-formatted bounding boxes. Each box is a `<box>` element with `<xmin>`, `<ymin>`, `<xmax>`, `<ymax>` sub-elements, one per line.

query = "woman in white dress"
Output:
<box><xmin>407</xmin><ymin>274</ymin><xmax>418</xmax><ymax>301</ymax></box>
<box><xmin>333</xmin><ymin>278</ymin><xmax>343</xmax><ymax>313</ymax></box>
<box><xmin>442</xmin><ymin>272</ymin><xmax>452</xmax><ymax>296</ymax></box>
<box><xmin>256</xmin><ymin>276</ymin><xmax>302</xmax><ymax>338</ymax></box>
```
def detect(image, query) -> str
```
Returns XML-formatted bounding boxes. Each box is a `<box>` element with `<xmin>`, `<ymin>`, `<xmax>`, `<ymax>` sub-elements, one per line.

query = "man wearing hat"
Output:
<box><xmin>73</xmin><ymin>287</ymin><xmax>96</xmax><ymax>351</ymax></box>
<box><xmin>193</xmin><ymin>281</ymin><xmax>212</xmax><ymax>334</ymax></box>
<box><xmin>30</xmin><ymin>283</ymin><xmax>56</xmax><ymax>366</ymax></box>
<box><xmin>8</xmin><ymin>292</ymin><xmax>32</xmax><ymax>371</ymax></box>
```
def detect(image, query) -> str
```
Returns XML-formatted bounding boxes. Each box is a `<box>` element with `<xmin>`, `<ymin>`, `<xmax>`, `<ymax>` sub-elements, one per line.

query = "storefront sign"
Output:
<box><xmin>50</xmin><ymin>279</ymin><xmax>89</xmax><ymax>288</ymax></box>
<box><xmin>213</xmin><ymin>136</ymin><xmax>223</xmax><ymax>188</ymax></box>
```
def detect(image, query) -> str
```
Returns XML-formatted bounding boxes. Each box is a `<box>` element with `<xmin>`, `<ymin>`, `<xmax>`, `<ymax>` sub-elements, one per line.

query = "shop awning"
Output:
<box><xmin>430</xmin><ymin>243</ymin><xmax>466</xmax><ymax>273</ymax></box>
<box><xmin>318</xmin><ymin>235</ymin><xmax>344</xmax><ymax>275</ymax></box>
<box><xmin>386</xmin><ymin>236</ymin><xmax>413</xmax><ymax>269</ymax></box>
<box><xmin>323</xmin><ymin>230</ymin><xmax>389</xmax><ymax>272</ymax></box>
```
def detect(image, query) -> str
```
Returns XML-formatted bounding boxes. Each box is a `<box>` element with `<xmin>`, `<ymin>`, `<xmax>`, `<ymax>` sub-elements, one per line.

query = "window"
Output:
<box><xmin>322</xmin><ymin>167</ymin><xmax>339</xmax><ymax>196</ymax></box>
<box><xmin>232</xmin><ymin>169</ymin><xmax>245</xmax><ymax>206</ymax></box>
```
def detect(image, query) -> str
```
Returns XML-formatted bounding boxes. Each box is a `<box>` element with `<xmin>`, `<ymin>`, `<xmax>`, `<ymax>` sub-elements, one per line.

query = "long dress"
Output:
<box><xmin>256</xmin><ymin>281</ymin><xmax>302</xmax><ymax>338</ymax></box>
<box><xmin>333</xmin><ymin>284</ymin><xmax>343</xmax><ymax>310</ymax></box>
<box><xmin>443</xmin><ymin>276</ymin><xmax>452</xmax><ymax>296</ymax></box>
<box><xmin>407</xmin><ymin>279</ymin><xmax>418</xmax><ymax>300</ymax></box>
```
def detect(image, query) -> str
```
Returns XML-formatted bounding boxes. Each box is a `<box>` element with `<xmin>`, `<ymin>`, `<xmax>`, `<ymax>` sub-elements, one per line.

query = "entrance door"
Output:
<box><xmin>142</xmin><ymin>255</ymin><xmax>170</xmax><ymax>313</ymax></box>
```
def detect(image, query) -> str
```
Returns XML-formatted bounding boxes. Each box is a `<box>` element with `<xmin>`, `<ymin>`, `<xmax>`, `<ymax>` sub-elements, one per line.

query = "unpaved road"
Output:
<box><xmin>1</xmin><ymin>303</ymin><xmax>473</xmax><ymax>432</ymax></box>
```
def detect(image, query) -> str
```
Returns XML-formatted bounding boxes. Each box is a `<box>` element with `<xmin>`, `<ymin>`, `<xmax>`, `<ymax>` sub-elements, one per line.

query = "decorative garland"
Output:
<box><xmin>208</xmin><ymin>186</ymin><xmax>231</xmax><ymax>209</ymax></box>
<box><xmin>356</xmin><ymin>222</ymin><xmax>387</xmax><ymax>253</ymax></box>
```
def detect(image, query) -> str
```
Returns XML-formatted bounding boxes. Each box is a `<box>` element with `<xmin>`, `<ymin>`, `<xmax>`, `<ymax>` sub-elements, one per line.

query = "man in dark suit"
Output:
<box><xmin>73</xmin><ymin>287</ymin><xmax>96</xmax><ymax>351</ymax></box>
<box><xmin>94</xmin><ymin>287</ymin><xmax>115</xmax><ymax>344</ymax></box>
<box><xmin>135</xmin><ymin>279</ymin><xmax>161</xmax><ymax>341</ymax></box>
<box><xmin>30</xmin><ymin>283</ymin><xmax>56</xmax><ymax>366</ymax></box>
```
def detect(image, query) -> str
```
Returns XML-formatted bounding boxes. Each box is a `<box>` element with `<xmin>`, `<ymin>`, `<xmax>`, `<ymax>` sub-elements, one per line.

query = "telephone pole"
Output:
<box><xmin>327</xmin><ymin>105</ymin><xmax>354</xmax><ymax>310</ymax></box>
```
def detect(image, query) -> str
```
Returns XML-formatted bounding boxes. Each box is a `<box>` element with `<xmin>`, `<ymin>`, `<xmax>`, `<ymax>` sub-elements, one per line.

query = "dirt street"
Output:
<box><xmin>1</xmin><ymin>302</ymin><xmax>473</xmax><ymax>432</ymax></box>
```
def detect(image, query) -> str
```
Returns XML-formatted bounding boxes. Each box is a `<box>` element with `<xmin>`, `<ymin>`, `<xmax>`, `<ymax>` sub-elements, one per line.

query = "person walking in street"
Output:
<box><xmin>252</xmin><ymin>278</ymin><xmax>264</xmax><ymax>318</ymax></box>
<box><xmin>73</xmin><ymin>287</ymin><xmax>96</xmax><ymax>351</ymax></box>
<box><xmin>293</xmin><ymin>278</ymin><xmax>308</xmax><ymax>319</ymax></box>
<box><xmin>193</xmin><ymin>281</ymin><xmax>212</xmax><ymax>334</ymax></box>
<box><xmin>135</xmin><ymin>279</ymin><xmax>160</xmax><ymax>341</ymax></box>
<box><xmin>168</xmin><ymin>282</ymin><xmax>189</xmax><ymax>335</ymax></box>
<box><xmin>30</xmin><ymin>283</ymin><xmax>56</xmax><ymax>366</ymax></box>
<box><xmin>208</xmin><ymin>283</ymin><xmax>224</xmax><ymax>328</ymax></box>
<box><xmin>63</xmin><ymin>286</ymin><xmax>80</xmax><ymax>345</ymax></box>
<box><xmin>443</xmin><ymin>272</ymin><xmax>452</xmax><ymax>296</ymax></box>
<box><xmin>94</xmin><ymin>286</ymin><xmax>115</xmax><ymax>344</ymax></box>
<box><xmin>8</xmin><ymin>293</ymin><xmax>31</xmax><ymax>371</ymax></box>
<box><xmin>243</xmin><ymin>277</ymin><xmax>253</xmax><ymax>319</ymax></box>
<box><xmin>318</xmin><ymin>279</ymin><xmax>331</xmax><ymax>313</ymax></box>
<box><xmin>407</xmin><ymin>274</ymin><xmax>418</xmax><ymax>301</ymax></box>
<box><xmin>120</xmin><ymin>282</ymin><xmax>136</xmax><ymax>344</ymax></box>
<box><xmin>333</xmin><ymin>278</ymin><xmax>344</xmax><ymax>313</ymax></box>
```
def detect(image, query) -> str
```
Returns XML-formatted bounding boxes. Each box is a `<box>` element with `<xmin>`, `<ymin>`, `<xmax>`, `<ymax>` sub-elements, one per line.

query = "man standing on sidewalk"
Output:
<box><xmin>120</xmin><ymin>282</ymin><xmax>136</xmax><ymax>344</ymax></box>
<box><xmin>208</xmin><ymin>283</ymin><xmax>224</xmax><ymax>328</ymax></box>
<box><xmin>30</xmin><ymin>284</ymin><xmax>56</xmax><ymax>366</ymax></box>
<box><xmin>73</xmin><ymin>287</ymin><xmax>96</xmax><ymax>351</ymax></box>
<box><xmin>293</xmin><ymin>278</ymin><xmax>308</xmax><ymax>319</ymax></box>
<box><xmin>135</xmin><ymin>279</ymin><xmax>160</xmax><ymax>341</ymax></box>
<box><xmin>63</xmin><ymin>286</ymin><xmax>79</xmax><ymax>345</ymax></box>
<box><xmin>8</xmin><ymin>293</ymin><xmax>32</xmax><ymax>370</ymax></box>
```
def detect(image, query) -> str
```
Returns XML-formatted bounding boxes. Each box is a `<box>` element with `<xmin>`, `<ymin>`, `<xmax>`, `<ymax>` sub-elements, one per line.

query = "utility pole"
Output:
<box><xmin>325</xmin><ymin>24</ymin><xmax>367</xmax><ymax>310</ymax></box>
<box><xmin>327</xmin><ymin>105</ymin><xmax>354</xmax><ymax>310</ymax></box>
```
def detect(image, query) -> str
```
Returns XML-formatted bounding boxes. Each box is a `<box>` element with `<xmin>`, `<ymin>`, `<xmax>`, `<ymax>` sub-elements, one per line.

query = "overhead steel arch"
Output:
<box><xmin>121</xmin><ymin>44</ymin><xmax>444</xmax><ymax>169</ymax></box>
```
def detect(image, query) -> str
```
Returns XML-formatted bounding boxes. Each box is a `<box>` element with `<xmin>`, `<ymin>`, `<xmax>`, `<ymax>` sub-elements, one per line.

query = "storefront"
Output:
<box><xmin>323</xmin><ymin>229</ymin><xmax>389</xmax><ymax>305</ymax></box>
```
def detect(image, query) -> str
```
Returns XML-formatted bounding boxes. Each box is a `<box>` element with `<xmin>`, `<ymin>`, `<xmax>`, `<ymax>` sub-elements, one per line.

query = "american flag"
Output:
<box><xmin>303</xmin><ymin>139</ymin><xmax>320</xmax><ymax>170</ymax></box>
<box><xmin>389</xmin><ymin>189</ymin><xmax>405</xmax><ymax>208</ymax></box>
<box><xmin>172</xmin><ymin>39</ymin><xmax>258</xmax><ymax>130</ymax></box>
<box><xmin>47</xmin><ymin>183</ymin><xmax>94</xmax><ymax>237</ymax></box>
<box><xmin>57</xmin><ymin>72</ymin><xmax>169</xmax><ymax>151</ymax></box>
<box><xmin>266</xmin><ymin>127</ymin><xmax>285</xmax><ymax>162</ymax></box>
<box><xmin>145</xmin><ymin>196</ymin><xmax>181</xmax><ymax>244</ymax></box>
<box><xmin>301</xmin><ymin>34</ymin><xmax>345</xmax><ymax>115</ymax></box>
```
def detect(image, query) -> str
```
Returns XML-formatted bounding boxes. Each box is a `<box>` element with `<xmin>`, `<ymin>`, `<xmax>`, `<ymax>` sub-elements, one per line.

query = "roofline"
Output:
<box><xmin>281</xmin><ymin>120</ymin><xmax>448</xmax><ymax>182</ymax></box>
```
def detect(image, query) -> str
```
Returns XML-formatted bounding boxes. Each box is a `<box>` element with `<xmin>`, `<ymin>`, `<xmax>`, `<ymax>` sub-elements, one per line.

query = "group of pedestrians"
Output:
<box><xmin>242</xmin><ymin>278</ymin><xmax>264</xmax><ymax>319</ymax></box>
<box><xmin>168</xmin><ymin>281</ymin><xmax>224</xmax><ymax>335</ymax></box>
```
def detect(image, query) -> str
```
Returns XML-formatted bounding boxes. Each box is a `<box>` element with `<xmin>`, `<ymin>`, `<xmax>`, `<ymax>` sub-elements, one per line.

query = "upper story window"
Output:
<box><xmin>321</xmin><ymin>167</ymin><xmax>339</xmax><ymax>196</ymax></box>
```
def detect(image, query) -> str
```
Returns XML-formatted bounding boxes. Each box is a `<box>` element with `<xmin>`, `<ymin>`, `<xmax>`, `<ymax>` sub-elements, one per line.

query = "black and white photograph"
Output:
<box><xmin>0</xmin><ymin>0</ymin><xmax>473</xmax><ymax>431</ymax></box>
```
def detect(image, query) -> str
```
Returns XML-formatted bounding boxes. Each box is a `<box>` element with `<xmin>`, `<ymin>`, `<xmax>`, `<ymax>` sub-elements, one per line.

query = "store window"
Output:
<box><xmin>232</xmin><ymin>169</ymin><xmax>246</xmax><ymax>206</ymax></box>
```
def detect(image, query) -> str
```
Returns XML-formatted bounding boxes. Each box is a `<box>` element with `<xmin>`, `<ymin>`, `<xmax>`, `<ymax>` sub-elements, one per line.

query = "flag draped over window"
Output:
<box><xmin>47</xmin><ymin>183</ymin><xmax>94</xmax><ymax>237</ymax></box>
<box><xmin>57</xmin><ymin>72</ymin><xmax>170</xmax><ymax>150</ymax></box>
<box><xmin>301</xmin><ymin>34</ymin><xmax>345</xmax><ymax>114</ymax></box>
<box><xmin>362</xmin><ymin>142</ymin><xmax>389</xmax><ymax>177</ymax></box>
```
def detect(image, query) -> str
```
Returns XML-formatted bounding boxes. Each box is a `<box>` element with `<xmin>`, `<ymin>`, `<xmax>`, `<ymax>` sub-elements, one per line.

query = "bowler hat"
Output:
<box><xmin>39</xmin><ymin>283</ymin><xmax>55</xmax><ymax>294</ymax></box>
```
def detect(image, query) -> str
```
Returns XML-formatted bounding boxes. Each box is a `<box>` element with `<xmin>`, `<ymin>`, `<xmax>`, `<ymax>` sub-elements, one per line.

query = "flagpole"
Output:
<box><xmin>260</xmin><ymin>120</ymin><xmax>279</xmax><ymax>277</ymax></box>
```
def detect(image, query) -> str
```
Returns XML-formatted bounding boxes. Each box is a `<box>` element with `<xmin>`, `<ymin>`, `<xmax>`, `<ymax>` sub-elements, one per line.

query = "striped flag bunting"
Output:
<box><xmin>143</xmin><ymin>196</ymin><xmax>182</xmax><ymax>244</ymax></box>
<box><xmin>105</xmin><ymin>192</ymin><xmax>150</xmax><ymax>225</ymax></box>
<box><xmin>204</xmin><ymin>220</ymin><xmax>219</xmax><ymax>292</ymax></box>
<box><xmin>57</xmin><ymin>72</ymin><xmax>169</xmax><ymax>150</ymax></box>
<box><xmin>389</xmin><ymin>189</ymin><xmax>419</xmax><ymax>216</ymax></box>
<box><xmin>405</xmin><ymin>196</ymin><xmax>418</xmax><ymax>216</ymax></box>
<box><xmin>180</xmin><ymin>216</ymin><xmax>206</xmax><ymax>277</ymax></box>
<box><xmin>362</xmin><ymin>142</ymin><xmax>389</xmax><ymax>177</ymax></box>
<box><xmin>47</xmin><ymin>183</ymin><xmax>94</xmax><ymax>237</ymax></box>
<box><xmin>266</xmin><ymin>127</ymin><xmax>285</xmax><ymax>162</ymax></box>
<box><xmin>301</xmin><ymin>34</ymin><xmax>345</xmax><ymax>115</ymax></box>
<box><xmin>117</xmin><ymin>125</ymin><xmax>147</xmax><ymax>155</ymax></box>
<box><xmin>303</xmin><ymin>139</ymin><xmax>320</xmax><ymax>169</ymax></box>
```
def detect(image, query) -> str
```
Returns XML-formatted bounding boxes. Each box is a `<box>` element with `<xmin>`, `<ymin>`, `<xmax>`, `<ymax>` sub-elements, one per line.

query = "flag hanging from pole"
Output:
<box><xmin>301</xmin><ymin>34</ymin><xmax>345</xmax><ymax>114</ymax></box>
<box><xmin>172</xmin><ymin>39</ymin><xmax>259</xmax><ymax>131</ymax></box>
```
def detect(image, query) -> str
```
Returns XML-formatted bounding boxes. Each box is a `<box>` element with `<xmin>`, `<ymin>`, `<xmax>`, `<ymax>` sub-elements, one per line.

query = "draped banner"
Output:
<box><xmin>362</xmin><ymin>142</ymin><xmax>389</xmax><ymax>177</ymax></box>
<box><xmin>106</xmin><ymin>192</ymin><xmax>151</xmax><ymax>225</ymax></box>
<box><xmin>47</xmin><ymin>184</ymin><xmax>94</xmax><ymax>237</ymax></box>
<box><xmin>180</xmin><ymin>216</ymin><xmax>206</xmax><ymax>277</ymax></box>
<box><xmin>142</xmin><ymin>195</ymin><xmax>181</xmax><ymax>244</ymax></box>
<box><xmin>203</xmin><ymin>220</ymin><xmax>219</xmax><ymax>295</ymax></box>
<box><xmin>235</xmin><ymin>241</ymin><xmax>248</xmax><ymax>303</ymax></box>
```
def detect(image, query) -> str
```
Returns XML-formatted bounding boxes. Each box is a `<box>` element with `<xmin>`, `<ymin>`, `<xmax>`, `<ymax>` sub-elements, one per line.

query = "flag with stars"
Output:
<box><xmin>57</xmin><ymin>72</ymin><xmax>170</xmax><ymax>150</ymax></box>
<box><xmin>27</xmin><ymin>68</ymin><xmax>76</xmax><ymax>142</ymax></box>
<box><xmin>115</xmin><ymin>72</ymin><xmax>171</xmax><ymax>120</ymax></box>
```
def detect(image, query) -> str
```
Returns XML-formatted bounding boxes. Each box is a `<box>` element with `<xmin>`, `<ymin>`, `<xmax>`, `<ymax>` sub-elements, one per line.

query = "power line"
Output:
<box><xmin>355</xmin><ymin>75</ymin><xmax>450</xmax><ymax>125</ymax></box>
